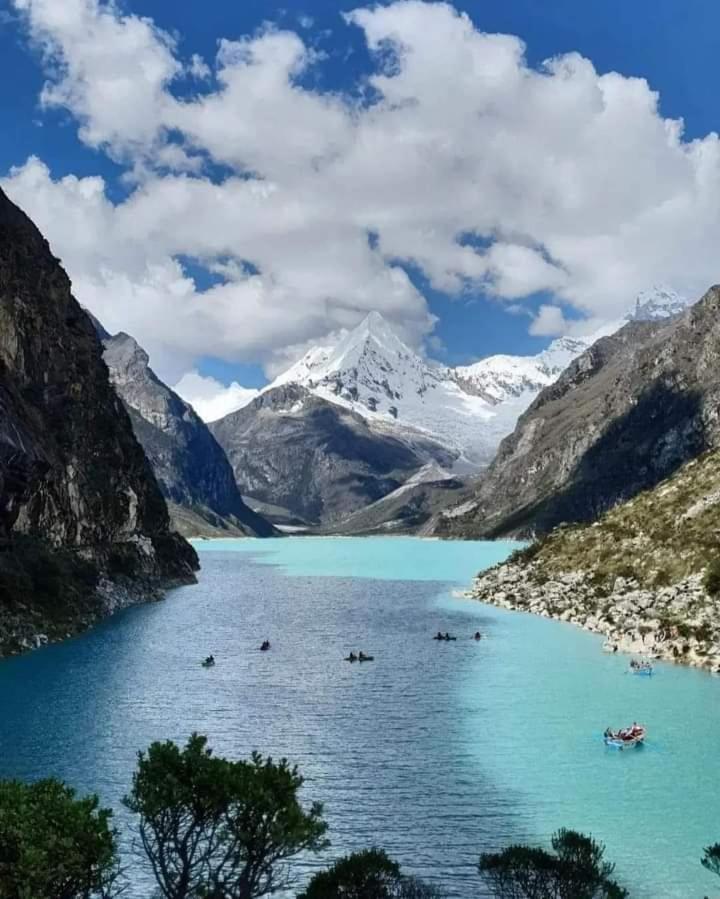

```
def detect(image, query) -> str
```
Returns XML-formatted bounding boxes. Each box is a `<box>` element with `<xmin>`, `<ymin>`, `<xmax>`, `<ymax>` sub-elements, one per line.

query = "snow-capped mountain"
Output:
<box><xmin>268</xmin><ymin>312</ymin><xmax>591</xmax><ymax>467</ymax></box>
<box><xmin>262</xmin><ymin>285</ymin><xmax>692</xmax><ymax>469</ymax></box>
<box><xmin>449</xmin><ymin>335</ymin><xmax>590</xmax><ymax>405</ymax></box>
<box><xmin>271</xmin><ymin>311</ymin><xmax>496</xmax><ymax>466</ymax></box>
<box><xmin>627</xmin><ymin>285</ymin><xmax>689</xmax><ymax>322</ymax></box>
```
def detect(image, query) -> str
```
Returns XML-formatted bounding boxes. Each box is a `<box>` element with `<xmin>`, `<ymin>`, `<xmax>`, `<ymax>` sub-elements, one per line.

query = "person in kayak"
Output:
<box><xmin>474</xmin><ymin>631</ymin><xmax>482</xmax><ymax>640</ymax></box>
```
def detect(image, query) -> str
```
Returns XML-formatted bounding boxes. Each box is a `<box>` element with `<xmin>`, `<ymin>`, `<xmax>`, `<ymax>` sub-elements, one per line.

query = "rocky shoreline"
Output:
<box><xmin>470</xmin><ymin>560</ymin><xmax>720</xmax><ymax>672</ymax></box>
<box><xmin>0</xmin><ymin>571</ymin><xmax>194</xmax><ymax>658</ymax></box>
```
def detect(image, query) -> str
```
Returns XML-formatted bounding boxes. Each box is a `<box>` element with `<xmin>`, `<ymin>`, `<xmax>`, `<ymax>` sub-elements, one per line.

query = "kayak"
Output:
<box><xmin>433</xmin><ymin>636</ymin><xmax>457</xmax><ymax>641</ymax></box>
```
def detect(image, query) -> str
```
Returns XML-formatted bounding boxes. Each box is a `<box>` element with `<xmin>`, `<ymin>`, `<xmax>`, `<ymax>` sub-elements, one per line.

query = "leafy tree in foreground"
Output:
<box><xmin>0</xmin><ymin>778</ymin><xmax>121</xmax><ymax>899</ymax></box>
<box><xmin>297</xmin><ymin>848</ymin><xmax>442</xmax><ymax>898</ymax></box>
<box><xmin>124</xmin><ymin>733</ymin><xmax>328</xmax><ymax>899</ymax></box>
<box><xmin>479</xmin><ymin>829</ymin><xmax>627</xmax><ymax>899</ymax></box>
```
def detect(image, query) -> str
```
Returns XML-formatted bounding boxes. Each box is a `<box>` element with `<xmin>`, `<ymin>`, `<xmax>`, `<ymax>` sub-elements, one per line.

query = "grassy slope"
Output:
<box><xmin>523</xmin><ymin>448</ymin><xmax>720</xmax><ymax>591</ymax></box>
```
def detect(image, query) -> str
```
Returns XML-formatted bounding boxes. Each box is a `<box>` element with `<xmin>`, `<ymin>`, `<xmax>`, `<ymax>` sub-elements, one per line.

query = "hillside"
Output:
<box><xmin>0</xmin><ymin>187</ymin><xmax>198</xmax><ymax>656</ymax></box>
<box><xmin>102</xmin><ymin>332</ymin><xmax>276</xmax><ymax>538</ymax></box>
<box><xmin>211</xmin><ymin>384</ymin><xmax>457</xmax><ymax>527</ymax></box>
<box><xmin>438</xmin><ymin>286</ymin><xmax>717</xmax><ymax>539</ymax></box>
<box><xmin>471</xmin><ymin>448</ymin><xmax>720</xmax><ymax>669</ymax></box>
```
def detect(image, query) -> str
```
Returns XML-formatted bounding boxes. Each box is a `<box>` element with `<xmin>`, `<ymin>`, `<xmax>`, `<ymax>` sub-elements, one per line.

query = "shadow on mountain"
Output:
<box><xmin>486</xmin><ymin>382</ymin><xmax>707</xmax><ymax>537</ymax></box>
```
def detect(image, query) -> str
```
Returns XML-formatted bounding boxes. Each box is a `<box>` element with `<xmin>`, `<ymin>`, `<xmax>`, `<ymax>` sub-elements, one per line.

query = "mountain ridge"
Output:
<box><xmin>0</xmin><ymin>186</ymin><xmax>198</xmax><ymax>655</ymax></box>
<box><xmin>102</xmin><ymin>331</ymin><xmax>277</xmax><ymax>538</ymax></box>
<box><xmin>437</xmin><ymin>286</ymin><xmax>717</xmax><ymax>539</ymax></box>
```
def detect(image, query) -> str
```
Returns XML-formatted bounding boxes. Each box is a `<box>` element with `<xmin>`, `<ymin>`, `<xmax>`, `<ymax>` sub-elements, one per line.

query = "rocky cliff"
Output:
<box><xmin>211</xmin><ymin>383</ymin><xmax>457</xmax><ymax>527</ymax></box>
<box><xmin>438</xmin><ymin>287</ymin><xmax>720</xmax><ymax>538</ymax></box>
<box><xmin>470</xmin><ymin>448</ymin><xmax>720</xmax><ymax>670</ymax></box>
<box><xmin>102</xmin><ymin>332</ymin><xmax>276</xmax><ymax>538</ymax></box>
<box><xmin>0</xmin><ymin>187</ymin><xmax>198</xmax><ymax>655</ymax></box>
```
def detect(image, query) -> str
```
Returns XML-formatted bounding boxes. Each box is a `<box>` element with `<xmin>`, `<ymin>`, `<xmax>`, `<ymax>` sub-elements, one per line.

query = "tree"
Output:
<box><xmin>297</xmin><ymin>848</ymin><xmax>442</xmax><ymax>899</ymax></box>
<box><xmin>0</xmin><ymin>778</ymin><xmax>121</xmax><ymax>899</ymax></box>
<box><xmin>124</xmin><ymin>734</ymin><xmax>328</xmax><ymax>899</ymax></box>
<box><xmin>701</xmin><ymin>842</ymin><xmax>720</xmax><ymax>878</ymax></box>
<box><xmin>479</xmin><ymin>829</ymin><xmax>627</xmax><ymax>899</ymax></box>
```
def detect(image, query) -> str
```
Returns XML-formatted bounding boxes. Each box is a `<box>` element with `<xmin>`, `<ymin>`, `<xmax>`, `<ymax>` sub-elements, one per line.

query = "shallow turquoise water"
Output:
<box><xmin>0</xmin><ymin>536</ymin><xmax>718</xmax><ymax>897</ymax></box>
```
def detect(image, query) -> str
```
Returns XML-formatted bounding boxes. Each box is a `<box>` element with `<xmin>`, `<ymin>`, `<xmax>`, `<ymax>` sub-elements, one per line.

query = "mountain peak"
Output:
<box><xmin>336</xmin><ymin>310</ymin><xmax>410</xmax><ymax>357</ymax></box>
<box><xmin>627</xmin><ymin>285</ymin><xmax>689</xmax><ymax>322</ymax></box>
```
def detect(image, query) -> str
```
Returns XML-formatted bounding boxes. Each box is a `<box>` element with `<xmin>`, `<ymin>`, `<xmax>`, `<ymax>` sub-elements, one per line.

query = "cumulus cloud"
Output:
<box><xmin>173</xmin><ymin>371</ymin><xmax>259</xmax><ymax>422</ymax></box>
<box><xmin>6</xmin><ymin>0</ymin><xmax>720</xmax><ymax>386</ymax></box>
<box><xmin>529</xmin><ymin>304</ymin><xmax>569</xmax><ymax>337</ymax></box>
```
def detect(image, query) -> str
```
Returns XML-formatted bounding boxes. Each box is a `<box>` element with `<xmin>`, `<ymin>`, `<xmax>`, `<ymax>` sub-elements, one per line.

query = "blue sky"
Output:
<box><xmin>2</xmin><ymin>0</ymin><xmax>720</xmax><ymax>399</ymax></box>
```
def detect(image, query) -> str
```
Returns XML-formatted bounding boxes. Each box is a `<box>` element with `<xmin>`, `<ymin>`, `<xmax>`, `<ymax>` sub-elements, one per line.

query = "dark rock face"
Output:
<box><xmin>102</xmin><ymin>333</ymin><xmax>276</xmax><ymax>538</ymax></box>
<box><xmin>211</xmin><ymin>383</ymin><xmax>457</xmax><ymax>527</ymax></box>
<box><xmin>439</xmin><ymin>287</ymin><xmax>720</xmax><ymax>538</ymax></box>
<box><xmin>0</xmin><ymin>187</ymin><xmax>198</xmax><ymax>654</ymax></box>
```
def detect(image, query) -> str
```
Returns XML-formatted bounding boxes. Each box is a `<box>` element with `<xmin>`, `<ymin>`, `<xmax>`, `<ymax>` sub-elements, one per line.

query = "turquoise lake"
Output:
<box><xmin>0</xmin><ymin>536</ymin><xmax>718</xmax><ymax>897</ymax></box>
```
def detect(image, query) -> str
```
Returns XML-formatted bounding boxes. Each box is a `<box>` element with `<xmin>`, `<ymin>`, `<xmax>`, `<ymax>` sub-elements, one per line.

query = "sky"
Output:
<box><xmin>2</xmin><ymin>0</ymin><xmax>720</xmax><ymax>419</ymax></box>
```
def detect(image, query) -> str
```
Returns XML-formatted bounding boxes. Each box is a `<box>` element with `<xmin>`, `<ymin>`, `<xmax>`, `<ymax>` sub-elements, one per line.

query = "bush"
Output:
<box><xmin>702</xmin><ymin>843</ymin><xmax>720</xmax><ymax>879</ymax></box>
<box><xmin>298</xmin><ymin>849</ymin><xmax>441</xmax><ymax>899</ymax></box>
<box><xmin>703</xmin><ymin>559</ymin><xmax>720</xmax><ymax>596</ymax></box>
<box><xmin>508</xmin><ymin>541</ymin><xmax>543</xmax><ymax>566</ymax></box>
<box><xmin>479</xmin><ymin>828</ymin><xmax>627</xmax><ymax>898</ymax></box>
<box><xmin>124</xmin><ymin>734</ymin><xmax>328</xmax><ymax>899</ymax></box>
<box><xmin>0</xmin><ymin>778</ymin><xmax>121</xmax><ymax>898</ymax></box>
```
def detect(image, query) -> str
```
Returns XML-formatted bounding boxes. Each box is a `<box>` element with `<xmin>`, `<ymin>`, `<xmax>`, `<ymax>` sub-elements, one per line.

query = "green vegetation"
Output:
<box><xmin>298</xmin><ymin>848</ymin><xmax>441</xmax><ymax>898</ymax></box>
<box><xmin>5</xmin><ymin>731</ymin><xmax>720</xmax><ymax>898</ymax></box>
<box><xmin>124</xmin><ymin>733</ymin><xmax>328</xmax><ymax>899</ymax></box>
<box><xmin>703</xmin><ymin>559</ymin><xmax>720</xmax><ymax>596</ymax></box>
<box><xmin>479</xmin><ymin>828</ymin><xmax>627</xmax><ymax>898</ymax></box>
<box><xmin>0</xmin><ymin>778</ymin><xmax>120</xmax><ymax>898</ymax></box>
<box><xmin>702</xmin><ymin>843</ymin><xmax>720</xmax><ymax>880</ymax></box>
<box><xmin>518</xmin><ymin>450</ymin><xmax>720</xmax><ymax>592</ymax></box>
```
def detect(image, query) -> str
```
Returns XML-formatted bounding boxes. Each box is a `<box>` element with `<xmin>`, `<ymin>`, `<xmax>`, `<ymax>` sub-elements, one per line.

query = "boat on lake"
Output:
<box><xmin>630</xmin><ymin>659</ymin><xmax>653</xmax><ymax>676</ymax></box>
<box><xmin>604</xmin><ymin>723</ymin><xmax>646</xmax><ymax>749</ymax></box>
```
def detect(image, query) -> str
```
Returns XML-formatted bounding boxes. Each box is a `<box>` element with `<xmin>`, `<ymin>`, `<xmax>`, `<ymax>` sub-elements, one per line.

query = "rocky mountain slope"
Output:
<box><xmin>209</xmin><ymin>292</ymin><xmax>691</xmax><ymax>533</ymax></box>
<box><xmin>437</xmin><ymin>286</ymin><xmax>715</xmax><ymax>539</ymax></box>
<box><xmin>470</xmin><ymin>448</ymin><xmax>720</xmax><ymax>670</ymax></box>
<box><xmin>269</xmin><ymin>311</ymin><xmax>597</xmax><ymax>468</ymax></box>
<box><xmin>210</xmin><ymin>384</ymin><xmax>457</xmax><ymax>527</ymax></box>
<box><xmin>0</xmin><ymin>187</ymin><xmax>198</xmax><ymax>655</ymax></box>
<box><xmin>102</xmin><ymin>332</ymin><xmax>276</xmax><ymax>538</ymax></box>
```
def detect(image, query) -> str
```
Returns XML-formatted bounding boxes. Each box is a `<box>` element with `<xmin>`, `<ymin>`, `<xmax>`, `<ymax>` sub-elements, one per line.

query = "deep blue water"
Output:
<box><xmin>0</xmin><ymin>537</ymin><xmax>718</xmax><ymax>898</ymax></box>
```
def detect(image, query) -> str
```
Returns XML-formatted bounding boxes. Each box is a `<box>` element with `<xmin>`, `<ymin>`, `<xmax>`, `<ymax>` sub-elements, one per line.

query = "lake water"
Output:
<box><xmin>0</xmin><ymin>536</ymin><xmax>718</xmax><ymax>897</ymax></box>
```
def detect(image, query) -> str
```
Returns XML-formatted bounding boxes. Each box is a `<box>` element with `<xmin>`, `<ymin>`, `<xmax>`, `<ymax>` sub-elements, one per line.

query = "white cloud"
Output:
<box><xmin>529</xmin><ymin>304</ymin><xmax>569</xmax><ymax>337</ymax></box>
<box><xmin>7</xmin><ymin>0</ymin><xmax>720</xmax><ymax>386</ymax></box>
<box><xmin>173</xmin><ymin>371</ymin><xmax>258</xmax><ymax>422</ymax></box>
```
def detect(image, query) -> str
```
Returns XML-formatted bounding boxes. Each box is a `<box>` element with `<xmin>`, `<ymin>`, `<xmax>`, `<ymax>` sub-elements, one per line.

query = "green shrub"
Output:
<box><xmin>125</xmin><ymin>734</ymin><xmax>328</xmax><ymax>899</ymax></box>
<box><xmin>508</xmin><ymin>541</ymin><xmax>543</xmax><ymax>565</ymax></box>
<box><xmin>298</xmin><ymin>848</ymin><xmax>441</xmax><ymax>898</ymax></box>
<box><xmin>703</xmin><ymin>559</ymin><xmax>720</xmax><ymax>596</ymax></box>
<box><xmin>0</xmin><ymin>778</ymin><xmax>120</xmax><ymax>898</ymax></box>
